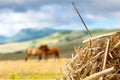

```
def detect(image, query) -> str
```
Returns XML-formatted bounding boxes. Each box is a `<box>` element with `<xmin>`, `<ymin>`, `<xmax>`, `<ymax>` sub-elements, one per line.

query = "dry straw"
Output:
<box><xmin>58</xmin><ymin>31</ymin><xmax>120</xmax><ymax>80</ymax></box>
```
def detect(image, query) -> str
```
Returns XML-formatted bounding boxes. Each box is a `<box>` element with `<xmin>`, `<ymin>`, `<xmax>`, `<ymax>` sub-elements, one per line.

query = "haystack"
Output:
<box><xmin>62</xmin><ymin>31</ymin><xmax>120</xmax><ymax>80</ymax></box>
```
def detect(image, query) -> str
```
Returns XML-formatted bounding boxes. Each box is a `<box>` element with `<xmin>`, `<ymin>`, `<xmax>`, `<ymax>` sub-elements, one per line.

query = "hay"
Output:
<box><xmin>58</xmin><ymin>31</ymin><xmax>120</xmax><ymax>80</ymax></box>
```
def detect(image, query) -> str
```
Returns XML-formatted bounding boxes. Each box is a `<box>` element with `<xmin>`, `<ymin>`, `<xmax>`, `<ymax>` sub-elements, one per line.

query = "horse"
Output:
<box><xmin>39</xmin><ymin>45</ymin><xmax>60</xmax><ymax>60</ymax></box>
<box><xmin>25</xmin><ymin>48</ymin><xmax>43</xmax><ymax>61</ymax></box>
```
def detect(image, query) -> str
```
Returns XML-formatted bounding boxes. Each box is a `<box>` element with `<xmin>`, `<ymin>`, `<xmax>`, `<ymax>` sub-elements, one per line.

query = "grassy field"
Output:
<box><xmin>0</xmin><ymin>29</ymin><xmax>119</xmax><ymax>79</ymax></box>
<box><xmin>0</xmin><ymin>35</ymin><xmax>78</xmax><ymax>80</ymax></box>
<box><xmin>0</xmin><ymin>58</ymin><xmax>70</xmax><ymax>80</ymax></box>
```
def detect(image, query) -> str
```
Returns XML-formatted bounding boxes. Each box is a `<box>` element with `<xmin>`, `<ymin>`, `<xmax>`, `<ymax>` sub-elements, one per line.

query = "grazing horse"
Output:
<box><xmin>25</xmin><ymin>48</ymin><xmax>43</xmax><ymax>61</ymax></box>
<box><xmin>39</xmin><ymin>45</ymin><xmax>60</xmax><ymax>60</ymax></box>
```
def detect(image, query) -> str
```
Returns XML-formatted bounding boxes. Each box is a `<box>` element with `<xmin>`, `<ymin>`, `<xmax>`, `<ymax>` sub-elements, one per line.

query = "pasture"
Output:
<box><xmin>0</xmin><ymin>58</ymin><xmax>69</xmax><ymax>79</ymax></box>
<box><xmin>0</xmin><ymin>30</ymin><xmax>116</xmax><ymax>79</ymax></box>
<box><xmin>0</xmin><ymin>38</ymin><xmax>77</xmax><ymax>79</ymax></box>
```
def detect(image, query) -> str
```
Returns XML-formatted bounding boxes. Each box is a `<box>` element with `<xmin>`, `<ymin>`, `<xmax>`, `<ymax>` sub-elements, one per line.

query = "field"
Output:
<box><xmin>0</xmin><ymin>36</ymin><xmax>77</xmax><ymax>79</ymax></box>
<box><xmin>0</xmin><ymin>58</ymin><xmax>70</xmax><ymax>80</ymax></box>
<box><xmin>0</xmin><ymin>30</ymin><xmax>119</xmax><ymax>79</ymax></box>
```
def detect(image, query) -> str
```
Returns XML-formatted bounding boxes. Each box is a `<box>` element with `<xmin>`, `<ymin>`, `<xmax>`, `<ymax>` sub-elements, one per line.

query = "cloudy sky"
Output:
<box><xmin>0</xmin><ymin>0</ymin><xmax>120</xmax><ymax>36</ymax></box>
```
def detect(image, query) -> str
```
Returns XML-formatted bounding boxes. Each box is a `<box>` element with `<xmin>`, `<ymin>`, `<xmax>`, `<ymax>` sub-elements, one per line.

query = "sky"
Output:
<box><xmin>0</xmin><ymin>0</ymin><xmax>120</xmax><ymax>36</ymax></box>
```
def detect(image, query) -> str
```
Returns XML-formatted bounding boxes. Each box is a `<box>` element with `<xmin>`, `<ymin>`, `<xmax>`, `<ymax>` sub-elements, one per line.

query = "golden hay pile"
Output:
<box><xmin>60</xmin><ymin>31</ymin><xmax>120</xmax><ymax>80</ymax></box>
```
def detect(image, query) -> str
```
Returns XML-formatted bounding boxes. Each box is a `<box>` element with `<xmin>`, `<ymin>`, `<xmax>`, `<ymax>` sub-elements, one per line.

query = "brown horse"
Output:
<box><xmin>25</xmin><ymin>48</ymin><xmax>43</xmax><ymax>61</ymax></box>
<box><xmin>39</xmin><ymin>45</ymin><xmax>60</xmax><ymax>60</ymax></box>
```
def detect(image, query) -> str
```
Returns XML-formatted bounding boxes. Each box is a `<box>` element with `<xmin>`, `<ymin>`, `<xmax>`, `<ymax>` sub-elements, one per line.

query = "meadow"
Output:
<box><xmin>0</xmin><ymin>35</ymin><xmax>77</xmax><ymax>79</ymax></box>
<box><xmin>0</xmin><ymin>58</ymin><xmax>70</xmax><ymax>80</ymax></box>
<box><xmin>0</xmin><ymin>29</ymin><xmax>119</xmax><ymax>79</ymax></box>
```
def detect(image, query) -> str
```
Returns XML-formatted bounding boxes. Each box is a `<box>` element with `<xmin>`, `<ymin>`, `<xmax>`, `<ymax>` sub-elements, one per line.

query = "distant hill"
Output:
<box><xmin>1</xmin><ymin>28</ymin><xmax>59</xmax><ymax>44</ymax></box>
<box><xmin>0</xmin><ymin>28</ymin><xmax>119</xmax><ymax>44</ymax></box>
<box><xmin>35</xmin><ymin>28</ymin><xmax>119</xmax><ymax>44</ymax></box>
<box><xmin>0</xmin><ymin>28</ymin><xmax>119</xmax><ymax>54</ymax></box>
<box><xmin>0</xmin><ymin>36</ymin><xmax>7</xmax><ymax>44</ymax></box>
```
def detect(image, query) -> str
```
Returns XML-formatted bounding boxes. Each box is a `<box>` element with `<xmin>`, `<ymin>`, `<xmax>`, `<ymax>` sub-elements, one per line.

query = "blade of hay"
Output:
<box><xmin>65</xmin><ymin>54</ymin><xmax>79</xmax><ymax>79</ymax></box>
<box><xmin>93</xmin><ymin>51</ymin><xmax>104</xmax><ymax>60</ymax></box>
<box><xmin>82</xmin><ymin>68</ymin><xmax>90</xmax><ymax>79</ymax></box>
<box><xmin>100</xmin><ymin>39</ymin><xmax>110</xmax><ymax>80</ymax></box>
<box><xmin>72</xmin><ymin>2</ymin><xmax>92</xmax><ymax>37</ymax></box>
<box><xmin>74</xmin><ymin>46</ymin><xmax>80</xmax><ymax>54</ymax></box>
<box><xmin>108</xmin><ymin>52</ymin><xmax>113</xmax><ymax>59</ymax></box>
<box><xmin>83</xmin><ymin>67</ymin><xmax>115</xmax><ymax>80</ymax></box>
<box><xmin>83</xmin><ymin>32</ymin><xmax>118</xmax><ymax>43</ymax></box>
<box><xmin>109</xmin><ymin>68</ymin><xmax>120</xmax><ymax>79</ymax></box>
<box><xmin>89</xmin><ymin>39</ymin><xmax>93</xmax><ymax>58</ymax></box>
<box><xmin>112</xmin><ymin>34</ymin><xmax>119</xmax><ymax>43</ymax></box>
<box><xmin>103</xmin><ymin>39</ymin><xmax>110</xmax><ymax>70</ymax></box>
<box><xmin>72</xmin><ymin>53</ymin><xmax>74</xmax><ymax>58</ymax></box>
<box><xmin>64</xmin><ymin>60</ymin><xmax>73</xmax><ymax>80</ymax></box>
<box><xmin>112</xmin><ymin>41</ymin><xmax>120</xmax><ymax>50</ymax></box>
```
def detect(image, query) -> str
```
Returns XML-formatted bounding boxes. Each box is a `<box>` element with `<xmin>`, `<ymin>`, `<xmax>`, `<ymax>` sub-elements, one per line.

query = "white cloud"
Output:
<box><xmin>0</xmin><ymin>0</ymin><xmax>120</xmax><ymax>36</ymax></box>
<box><xmin>86</xmin><ymin>13</ymin><xmax>106</xmax><ymax>21</ymax></box>
<box><xmin>0</xmin><ymin>7</ymin><xmax>51</xmax><ymax>36</ymax></box>
<box><xmin>0</xmin><ymin>0</ymin><xmax>39</xmax><ymax>5</ymax></box>
<box><xmin>0</xmin><ymin>4</ymin><xmax>75</xmax><ymax>36</ymax></box>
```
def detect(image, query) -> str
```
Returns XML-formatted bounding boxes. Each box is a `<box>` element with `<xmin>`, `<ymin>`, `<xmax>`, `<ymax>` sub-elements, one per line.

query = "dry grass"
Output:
<box><xmin>0</xmin><ymin>58</ymin><xmax>70</xmax><ymax>79</ymax></box>
<box><xmin>63</xmin><ymin>31</ymin><xmax>120</xmax><ymax>80</ymax></box>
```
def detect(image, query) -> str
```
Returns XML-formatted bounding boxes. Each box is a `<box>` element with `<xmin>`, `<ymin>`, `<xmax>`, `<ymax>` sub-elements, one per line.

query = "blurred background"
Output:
<box><xmin>0</xmin><ymin>0</ymin><xmax>120</xmax><ymax>79</ymax></box>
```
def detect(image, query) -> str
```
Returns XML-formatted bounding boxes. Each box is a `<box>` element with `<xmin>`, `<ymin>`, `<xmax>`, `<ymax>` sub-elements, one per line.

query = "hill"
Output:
<box><xmin>1</xmin><ymin>28</ymin><xmax>119</xmax><ymax>44</ymax></box>
<box><xmin>0</xmin><ymin>35</ymin><xmax>7</xmax><ymax>44</ymax></box>
<box><xmin>0</xmin><ymin>28</ymin><xmax>119</xmax><ymax>55</ymax></box>
<box><xmin>1</xmin><ymin>28</ymin><xmax>59</xmax><ymax>44</ymax></box>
